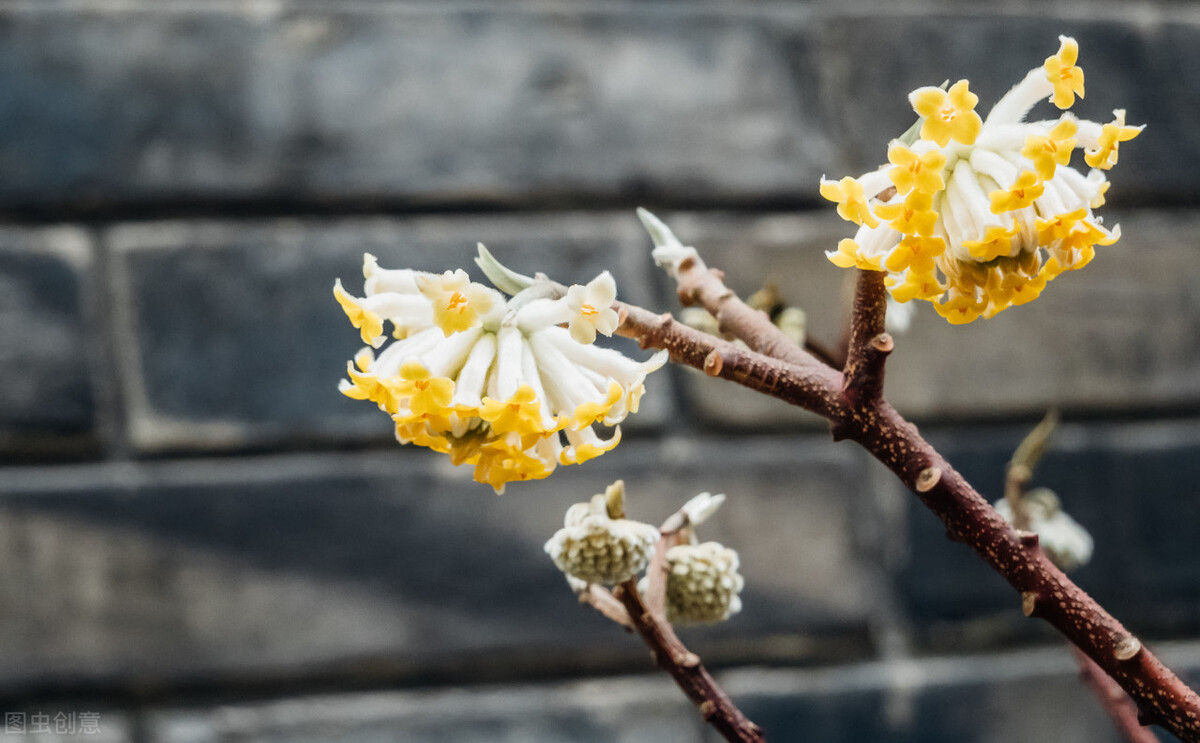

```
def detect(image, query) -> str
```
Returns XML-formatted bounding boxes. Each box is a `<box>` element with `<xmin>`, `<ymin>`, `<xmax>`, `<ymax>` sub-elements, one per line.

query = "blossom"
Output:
<box><xmin>565</xmin><ymin>271</ymin><xmax>620</xmax><ymax>344</ymax></box>
<box><xmin>544</xmin><ymin>481</ymin><xmax>661</xmax><ymax>585</ymax></box>
<box><xmin>335</xmin><ymin>252</ymin><xmax>667</xmax><ymax>492</ymax></box>
<box><xmin>909</xmin><ymin>80</ymin><xmax>983</xmax><ymax>147</ymax></box>
<box><xmin>821</xmin><ymin>35</ymin><xmax>1140</xmax><ymax>324</ymax></box>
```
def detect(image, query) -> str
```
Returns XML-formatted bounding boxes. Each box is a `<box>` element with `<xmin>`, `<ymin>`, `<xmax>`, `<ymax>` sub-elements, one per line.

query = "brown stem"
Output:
<box><xmin>667</xmin><ymin>252</ymin><xmax>824</xmax><ymax>371</ymax></box>
<box><xmin>840</xmin><ymin>269</ymin><xmax>892</xmax><ymax>412</ymax></box>
<box><xmin>644</xmin><ymin>528</ymin><xmax>686</xmax><ymax>621</ymax></box>
<box><xmin>578</xmin><ymin>585</ymin><xmax>633</xmax><ymax>629</ymax></box>
<box><xmin>1074</xmin><ymin>647</ymin><xmax>1161</xmax><ymax>743</ymax></box>
<box><xmin>615</xmin><ymin>579</ymin><xmax>766</xmax><ymax>743</ymax></box>
<box><xmin>615</xmin><ymin>300</ymin><xmax>1200</xmax><ymax>742</ymax></box>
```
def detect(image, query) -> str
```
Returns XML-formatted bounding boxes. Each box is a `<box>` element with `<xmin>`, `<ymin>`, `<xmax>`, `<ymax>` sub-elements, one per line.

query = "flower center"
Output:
<box><xmin>447</xmin><ymin>291</ymin><xmax>469</xmax><ymax>311</ymax></box>
<box><xmin>581</xmin><ymin>303</ymin><xmax>598</xmax><ymax>318</ymax></box>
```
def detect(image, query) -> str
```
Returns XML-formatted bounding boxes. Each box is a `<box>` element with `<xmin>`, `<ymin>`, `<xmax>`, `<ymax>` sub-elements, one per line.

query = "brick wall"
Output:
<box><xmin>2</xmin><ymin>3</ymin><xmax>1199</xmax><ymax>741</ymax></box>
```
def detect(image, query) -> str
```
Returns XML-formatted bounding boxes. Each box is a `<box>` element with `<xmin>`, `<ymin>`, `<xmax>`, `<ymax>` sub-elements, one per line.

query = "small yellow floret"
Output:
<box><xmin>910</xmin><ymin>80</ymin><xmax>983</xmax><ymax>147</ymax></box>
<box><xmin>1044</xmin><ymin>36</ymin><xmax>1085</xmax><ymax>109</ymax></box>
<box><xmin>480</xmin><ymin>386</ymin><xmax>549</xmax><ymax>450</ymax></box>
<box><xmin>825</xmin><ymin>239</ymin><xmax>882</xmax><ymax>271</ymax></box>
<box><xmin>819</xmin><ymin>176</ymin><xmax>879</xmax><ymax>227</ymax></box>
<box><xmin>560</xmin><ymin>430</ymin><xmax>622</xmax><ymax>466</ymax></box>
<box><xmin>935</xmin><ymin>292</ymin><xmax>988</xmax><ymax>325</ymax></box>
<box><xmin>1035</xmin><ymin>208</ymin><xmax>1087</xmax><ymax>245</ymax></box>
<box><xmin>334</xmin><ymin>279</ymin><xmax>385</xmax><ymax>347</ymax></box>
<box><xmin>874</xmin><ymin>191</ymin><xmax>938</xmax><ymax>237</ymax></box>
<box><xmin>566</xmin><ymin>382</ymin><xmax>623</xmax><ymax>429</ymax></box>
<box><xmin>989</xmin><ymin>171</ymin><xmax>1045</xmax><ymax>213</ymax></box>
<box><xmin>1021</xmin><ymin>118</ymin><xmax>1078</xmax><ymax>180</ymax></box>
<box><xmin>963</xmin><ymin>224</ymin><xmax>1018</xmax><ymax>262</ymax></box>
<box><xmin>889</xmin><ymin>269</ymin><xmax>944</xmax><ymax>303</ymax></box>
<box><xmin>417</xmin><ymin>269</ymin><xmax>496</xmax><ymax>337</ymax></box>
<box><xmin>885</xmin><ymin>235</ymin><xmax>944</xmax><ymax>274</ymax></box>
<box><xmin>395</xmin><ymin>360</ymin><xmax>456</xmax><ymax>419</ymax></box>
<box><xmin>1085</xmin><ymin>110</ymin><xmax>1143</xmax><ymax>169</ymax></box>
<box><xmin>887</xmin><ymin>144</ymin><xmax>947</xmax><ymax>195</ymax></box>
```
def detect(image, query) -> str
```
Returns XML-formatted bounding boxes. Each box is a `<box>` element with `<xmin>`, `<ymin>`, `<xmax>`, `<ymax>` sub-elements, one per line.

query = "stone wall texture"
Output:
<box><xmin>1</xmin><ymin>2</ymin><xmax>1198</xmax><ymax>741</ymax></box>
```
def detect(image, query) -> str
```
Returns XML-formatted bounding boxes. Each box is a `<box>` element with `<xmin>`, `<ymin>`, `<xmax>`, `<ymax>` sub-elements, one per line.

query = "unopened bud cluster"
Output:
<box><xmin>544</xmin><ymin>487</ymin><xmax>660</xmax><ymax>586</ymax></box>
<box><xmin>661</xmin><ymin>541</ymin><xmax>744</xmax><ymax>625</ymax></box>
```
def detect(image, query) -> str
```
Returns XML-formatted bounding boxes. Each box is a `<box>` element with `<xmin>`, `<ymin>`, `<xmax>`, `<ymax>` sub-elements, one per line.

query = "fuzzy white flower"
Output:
<box><xmin>335</xmin><ymin>253</ymin><xmax>667</xmax><ymax>492</ymax></box>
<box><xmin>822</xmin><ymin>36</ymin><xmax>1142</xmax><ymax>324</ymax></box>
<box><xmin>996</xmin><ymin>488</ymin><xmax>1094</xmax><ymax>571</ymax></box>
<box><xmin>545</xmin><ymin>485</ymin><xmax>661</xmax><ymax>585</ymax></box>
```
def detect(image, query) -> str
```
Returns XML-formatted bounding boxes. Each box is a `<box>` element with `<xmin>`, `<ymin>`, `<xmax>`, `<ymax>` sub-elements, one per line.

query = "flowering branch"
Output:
<box><xmin>614</xmin><ymin>576</ymin><xmax>765</xmax><ymax>743</ymax></box>
<box><xmin>614</xmin><ymin>289</ymin><xmax>1200</xmax><ymax>742</ymax></box>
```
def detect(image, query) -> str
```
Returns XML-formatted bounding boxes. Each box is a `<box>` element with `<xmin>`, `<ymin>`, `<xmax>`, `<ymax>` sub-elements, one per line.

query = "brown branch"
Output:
<box><xmin>578</xmin><ymin>584</ymin><xmax>633</xmax><ymax>629</ymax></box>
<box><xmin>666</xmin><ymin>247</ymin><xmax>832</xmax><ymax>371</ymax></box>
<box><xmin>1074</xmin><ymin>647</ymin><xmax>1161</xmax><ymax>743</ymax></box>
<box><xmin>840</xmin><ymin>268</ymin><xmax>892</xmax><ymax>412</ymax></box>
<box><xmin>614</xmin><ymin>579</ymin><xmax>765</xmax><ymax>743</ymax></box>
<box><xmin>615</xmin><ymin>299</ymin><xmax>1200</xmax><ymax>742</ymax></box>
<box><xmin>644</xmin><ymin>527</ymin><xmax>686</xmax><ymax>621</ymax></box>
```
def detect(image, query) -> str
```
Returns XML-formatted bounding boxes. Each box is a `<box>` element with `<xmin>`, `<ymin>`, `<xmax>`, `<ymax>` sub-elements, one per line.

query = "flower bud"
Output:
<box><xmin>657</xmin><ymin>541</ymin><xmax>744</xmax><ymax>625</ymax></box>
<box><xmin>545</xmin><ymin>491</ymin><xmax>660</xmax><ymax>586</ymax></box>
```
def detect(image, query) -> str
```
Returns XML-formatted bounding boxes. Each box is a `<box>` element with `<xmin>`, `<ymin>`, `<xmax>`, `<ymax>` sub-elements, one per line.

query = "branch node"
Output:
<box><xmin>699</xmin><ymin>700</ymin><xmax>718</xmax><ymax>720</ymax></box>
<box><xmin>703</xmin><ymin>350</ymin><xmax>724</xmax><ymax>376</ymax></box>
<box><xmin>1017</xmin><ymin>530</ymin><xmax>1040</xmax><ymax>547</ymax></box>
<box><xmin>678</xmin><ymin>255</ymin><xmax>697</xmax><ymax>273</ymax></box>
<box><xmin>658</xmin><ymin>312</ymin><xmax>674</xmax><ymax>327</ymax></box>
<box><xmin>1114</xmin><ymin>635</ymin><xmax>1143</xmax><ymax>662</ymax></box>
<box><xmin>1022</xmin><ymin>591</ymin><xmax>1039</xmax><ymax>617</ymax></box>
<box><xmin>870</xmin><ymin>332</ymin><xmax>894</xmax><ymax>353</ymax></box>
<box><xmin>676</xmin><ymin>651</ymin><xmax>701</xmax><ymax>668</ymax></box>
<box><xmin>916</xmin><ymin>467</ymin><xmax>942</xmax><ymax>492</ymax></box>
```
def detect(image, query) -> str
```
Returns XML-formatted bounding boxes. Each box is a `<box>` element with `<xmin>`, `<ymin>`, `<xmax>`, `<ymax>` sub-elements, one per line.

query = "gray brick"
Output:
<box><xmin>655</xmin><ymin>210</ymin><xmax>1200</xmax><ymax>424</ymax></box>
<box><xmin>898</xmin><ymin>420</ymin><xmax>1200</xmax><ymax>646</ymax></box>
<box><xmin>0</xmin><ymin>226</ymin><xmax>95</xmax><ymax>449</ymax></box>
<box><xmin>146</xmin><ymin>677</ymin><xmax>700</xmax><ymax>743</ymax></box>
<box><xmin>105</xmin><ymin>214</ymin><xmax>671</xmax><ymax>452</ymax></box>
<box><xmin>0</xmin><ymin>437</ymin><xmax>875</xmax><ymax>691</ymax></box>
<box><xmin>0</xmin><ymin>5</ymin><xmax>828</xmax><ymax>210</ymax></box>
<box><xmin>144</xmin><ymin>644</ymin><xmax>1200</xmax><ymax>742</ymax></box>
<box><xmin>2</xmin><ymin>709</ymin><xmax>133</xmax><ymax>742</ymax></box>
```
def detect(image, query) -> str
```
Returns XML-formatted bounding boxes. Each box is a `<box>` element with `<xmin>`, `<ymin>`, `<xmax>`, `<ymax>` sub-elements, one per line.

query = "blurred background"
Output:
<box><xmin>2</xmin><ymin>1</ymin><xmax>1198</xmax><ymax>741</ymax></box>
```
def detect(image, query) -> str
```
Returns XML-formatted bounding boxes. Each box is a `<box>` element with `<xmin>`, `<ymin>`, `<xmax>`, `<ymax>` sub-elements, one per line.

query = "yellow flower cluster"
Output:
<box><xmin>821</xmin><ymin>36</ymin><xmax>1142</xmax><ymax>324</ymax></box>
<box><xmin>335</xmin><ymin>255</ymin><xmax>665</xmax><ymax>492</ymax></box>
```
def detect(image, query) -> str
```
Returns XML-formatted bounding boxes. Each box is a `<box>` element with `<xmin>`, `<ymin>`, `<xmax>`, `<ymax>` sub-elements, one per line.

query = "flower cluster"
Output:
<box><xmin>658</xmin><ymin>541</ymin><xmax>745</xmax><ymax>625</ymax></box>
<box><xmin>821</xmin><ymin>36</ymin><xmax>1142</xmax><ymax>324</ymax></box>
<box><xmin>544</xmin><ymin>481</ymin><xmax>661</xmax><ymax>585</ymax></box>
<box><xmin>334</xmin><ymin>252</ymin><xmax>666</xmax><ymax>492</ymax></box>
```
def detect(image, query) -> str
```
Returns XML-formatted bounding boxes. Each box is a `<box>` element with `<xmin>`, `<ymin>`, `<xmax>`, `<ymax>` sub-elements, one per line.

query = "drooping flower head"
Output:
<box><xmin>335</xmin><ymin>249</ymin><xmax>666</xmax><ymax>492</ymax></box>
<box><xmin>821</xmin><ymin>35</ymin><xmax>1142</xmax><ymax>324</ymax></box>
<box><xmin>544</xmin><ymin>480</ymin><xmax>661</xmax><ymax>586</ymax></box>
